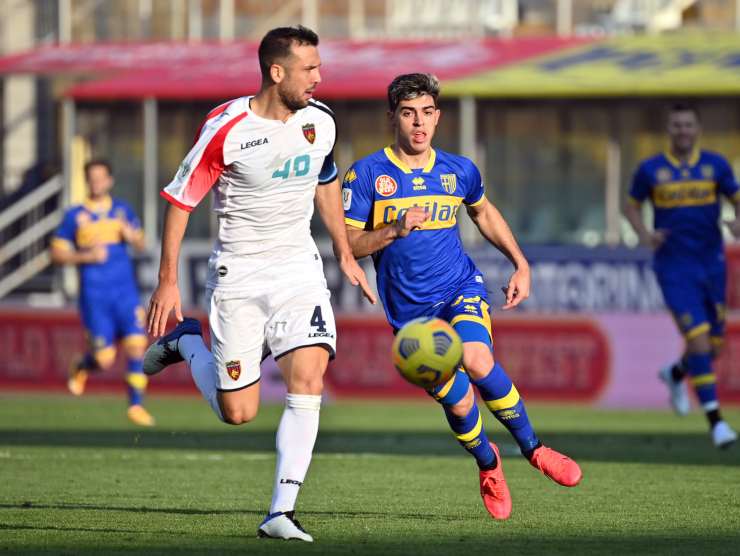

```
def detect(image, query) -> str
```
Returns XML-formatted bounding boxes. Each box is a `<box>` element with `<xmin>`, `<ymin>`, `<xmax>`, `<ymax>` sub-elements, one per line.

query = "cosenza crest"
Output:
<box><xmin>302</xmin><ymin>123</ymin><xmax>316</xmax><ymax>144</ymax></box>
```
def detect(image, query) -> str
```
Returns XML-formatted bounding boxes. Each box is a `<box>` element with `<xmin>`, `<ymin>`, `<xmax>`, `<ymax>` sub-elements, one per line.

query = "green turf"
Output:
<box><xmin>1</xmin><ymin>393</ymin><xmax>738</xmax><ymax>555</ymax></box>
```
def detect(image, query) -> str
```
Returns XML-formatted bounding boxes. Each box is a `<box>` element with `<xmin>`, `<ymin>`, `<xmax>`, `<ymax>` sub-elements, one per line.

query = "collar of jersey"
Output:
<box><xmin>84</xmin><ymin>195</ymin><xmax>112</xmax><ymax>214</ymax></box>
<box><xmin>663</xmin><ymin>147</ymin><xmax>700</xmax><ymax>169</ymax></box>
<box><xmin>384</xmin><ymin>146</ymin><xmax>436</xmax><ymax>174</ymax></box>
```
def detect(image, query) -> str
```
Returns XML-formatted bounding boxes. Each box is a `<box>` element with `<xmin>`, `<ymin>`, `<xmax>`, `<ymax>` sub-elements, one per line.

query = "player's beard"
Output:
<box><xmin>278</xmin><ymin>87</ymin><xmax>309</xmax><ymax>112</ymax></box>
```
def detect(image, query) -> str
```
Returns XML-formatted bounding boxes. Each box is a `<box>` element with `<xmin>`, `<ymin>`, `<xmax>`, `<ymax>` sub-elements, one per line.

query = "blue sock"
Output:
<box><xmin>430</xmin><ymin>370</ymin><xmax>496</xmax><ymax>469</ymax></box>
<box><xmin>126</xmin><ymin>358</ymin><xmax>147</xmax><ymax>407</ymax></box>
<box><xmin>685</xmin><ymin>352</ymin><xmax>718</xmax><ymax>411</ymax></box>
<box><xmin>472</xmin><ymin>362</ymin><xmax>540</xmax><ymax>456</ymax></box>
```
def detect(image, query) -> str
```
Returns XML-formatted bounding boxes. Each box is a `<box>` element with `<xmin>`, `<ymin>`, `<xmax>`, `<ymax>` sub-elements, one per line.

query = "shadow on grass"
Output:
<box><xmin>1</xmin><ymin>527</ymin><xmax>739</xmax><ymax>556</ymax></box>
<box><xmin>0</xmin><ymin>429</ymin><xmax>738</xmax><ymax>466</ymax></box>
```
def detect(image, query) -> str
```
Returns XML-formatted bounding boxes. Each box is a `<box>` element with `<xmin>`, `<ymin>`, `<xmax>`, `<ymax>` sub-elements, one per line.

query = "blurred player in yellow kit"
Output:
<box><xmin>51</xmin><ymin>159</ymin><xmax>153</xmax><ymax>426</ymax></box>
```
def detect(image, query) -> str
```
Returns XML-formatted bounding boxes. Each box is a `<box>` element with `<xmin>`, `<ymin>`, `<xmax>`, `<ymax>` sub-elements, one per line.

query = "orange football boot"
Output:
<box><xmin>67</xmin><ymin>361</ymin><xmax>89</xmax><ymax>397</ymax></box>
<box><xmin>478</xmin><ymin>442</ymin><xmax>512</xmax><ymax>520</ymax></box>
<box><xmin>127</xmin><ymin>405</ymin><xmax>155</xmax><ymax>427</ymax></box>
<box><xmin>528</xmin><ymin>445</ymin><xmax>582</xmax><ymax>487</ymax></box>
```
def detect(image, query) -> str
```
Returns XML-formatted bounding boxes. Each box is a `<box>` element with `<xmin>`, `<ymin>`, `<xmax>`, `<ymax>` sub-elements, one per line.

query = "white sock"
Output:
<box><xmin>178</xmin><ymin>334</ymin><xmax>224</xmax><ymax>422</ymax></box>
<box><xmin>269</xmin><ymin>393</ymin><xmax>322</xmax><ymax>514</ymax></box>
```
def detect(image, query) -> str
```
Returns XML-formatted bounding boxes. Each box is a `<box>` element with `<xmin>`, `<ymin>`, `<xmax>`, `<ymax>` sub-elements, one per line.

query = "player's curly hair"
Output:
<box><xmin>258</xmin><ymin>25</ymin><xmax>319</xmax><ymax>81</ymax></box>
<box><xmin>387</xmin><ymin>73</ymin><xmax>440</xmax><ymax>113</ymax></box>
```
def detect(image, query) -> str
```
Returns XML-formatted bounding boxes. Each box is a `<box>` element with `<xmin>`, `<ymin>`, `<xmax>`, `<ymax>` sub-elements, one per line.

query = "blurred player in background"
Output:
<box><xmin>50</xmin><ymin>159</ymin><xmax>153</xmax><ymax>427</ymax></box>
<box><xmin>625</xmin><ymin>102</ymin><xmax>740</xmax><ymax>449</ymax></box>
<box><xmin>342</xmin><ymin>73</ymin><xmax>582</xmax><ymax>521</ymax></box>
<box><xmin>143</xmin><ymin>26</ymin><xmax>374</xmax><ymax>542</ymax></box>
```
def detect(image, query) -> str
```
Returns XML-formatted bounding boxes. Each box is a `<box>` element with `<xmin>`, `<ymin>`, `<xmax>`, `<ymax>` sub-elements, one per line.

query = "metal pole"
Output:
<box><xmin>605</xmin><ymin>128</ymin><xmax>622</xmax><ymax>246</ymax></box>
<box><xmin>58</xmin><ymin>0</ymin><xmax>71</xmax><ymax>43</ymax></box>
<box><xmin>348</xmin><ymin>0</ymin><xmax>366</xmax><ymax>40</ymax></box>
<box><xmin>61</xmin><ymin>97</ymin><xmax>76</xmax><ymax>296</ymax></box>
<box><xmin>556</xmin><ymin>0</ymin><xmax>573</xmax><ymax>37</ymax></box>
<box><xmin>188</xmin><ymin>0</ymin><xmax>202</xmax><ymax>41</ymax></box>
<box><xmin>219</xmin><ymin>0</ymin><xmax>234</xmax><ymax>41</ymax></box>
<box><xmin>143</xmin><ymin>98</ymin><xmax>158</xmax><ymax>246</ymax></box>
<box><xmin>302</xmin><ymin>0</ymin><xmax>319</xmax><ymax>34</ymax></box>
<box><xmin>459</xmin><ymin>96</ymin><xmax>478</xmax><ymax>245</ymax></box>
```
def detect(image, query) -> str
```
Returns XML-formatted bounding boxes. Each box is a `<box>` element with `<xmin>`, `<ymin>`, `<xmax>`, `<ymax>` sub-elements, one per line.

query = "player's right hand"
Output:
<box><xmin>644</xmin><ymin>229</ymin><xmax>668</xmax><ymax>250</ymax></box>
<box><xmin>147</xmin><ymin>282</ymin><xmax>183</xmax><ymax>337</ymax></box>
<box><xmin>393</xmin><ymin>206</ymin><xmax>430</xmax><ymax>238</ymax></box>
<box><xmin>88</xmin><ymin>244</ymin><xmax>108</xmax><ymax>263</ymax></box>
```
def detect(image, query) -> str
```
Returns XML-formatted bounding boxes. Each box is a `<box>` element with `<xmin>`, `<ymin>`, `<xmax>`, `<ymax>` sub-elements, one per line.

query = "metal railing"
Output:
<box><xmin>0</xmin><ymin>174</ymin><xmax>63</xmax><ymax>299</ymax></box>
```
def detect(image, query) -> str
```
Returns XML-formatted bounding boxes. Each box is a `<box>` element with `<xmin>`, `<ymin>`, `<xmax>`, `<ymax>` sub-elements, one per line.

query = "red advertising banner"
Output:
<box><xmin>1</xmin><ymin>309</ymin><xmax>738</xmax><ymax>405</ymax></box>
<box><xmin>0</xmin><ymin>309</ymin><xmax>204</xmax><ymax>393</ymax></box>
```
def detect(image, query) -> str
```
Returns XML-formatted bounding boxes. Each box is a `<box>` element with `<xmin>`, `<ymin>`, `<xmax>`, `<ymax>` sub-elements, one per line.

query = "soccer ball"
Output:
<box><xmin>392</xmin><ymin>317</ymin><xmax>463</xmax><ymax>389</ymax></box>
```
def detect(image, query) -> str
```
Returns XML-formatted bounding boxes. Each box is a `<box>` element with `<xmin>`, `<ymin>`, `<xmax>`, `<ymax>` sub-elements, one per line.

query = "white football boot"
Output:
<box><xmin>658</xmin><ymin>364</ymin><xmax>690</xmax><ymax>416</ymax></box>
<box><xmin>712</xmin><ymin>421</ymin><xmax>738</xmax><ymax>449</ymax></box>
<box><xmin>257</xmin><ymin>511</ymin><xmax>313</xmax><ymax>542</ymax></box>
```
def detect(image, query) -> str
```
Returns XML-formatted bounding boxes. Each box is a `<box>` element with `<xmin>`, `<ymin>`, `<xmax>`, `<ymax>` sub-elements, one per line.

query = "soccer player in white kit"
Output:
<box><xmin>143</xmin><ymin>26</ymin><xmax>376</xmax><ymax>542</ymax></box>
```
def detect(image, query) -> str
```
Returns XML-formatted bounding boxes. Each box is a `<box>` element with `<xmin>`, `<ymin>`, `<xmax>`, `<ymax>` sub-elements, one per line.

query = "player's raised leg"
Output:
<box><xmin>429</xmin><ymin>370</ymin><xmax>511</xmax><ymax>520</ymax></box>
<box><xmin>684</xmin><ymin>328</ymin><xmax>737</xmax><ymax>449</ymax></box>
<box><xmin>446</xmin><ymin>302</ymin><xmax>582</xmax><ymax>487</ymax></box>
<box><xmin>143</xmin><ymin>317</ymin><xmax>226</xmax><ymax>422</ymax></box>
<box><xmin>257</xmin><ymin>345</ymin><xmax>327</xmax><ymax>542</ymax></box>
<box><xmin>67</xmin><ymin>352</ymin><xmax>98</xmax><ymax>396</ymax></box>
<box><xmin>658</xmin><ymin>357</ymin><xmax>690</xmax><ymax>416</ymax></box>
<box><xmin>123</xmin><ymin>335</ymin><xmax>155</xmax><ymax>427</ymax></box>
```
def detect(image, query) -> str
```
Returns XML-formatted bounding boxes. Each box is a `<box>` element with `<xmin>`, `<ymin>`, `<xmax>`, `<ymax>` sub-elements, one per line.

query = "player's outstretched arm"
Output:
<box><xmin>50</xmin><ymin>242</ymin><xmax>107</xmax><ymax>266</ymax></box>
<box><xmin>624</xmin><ymin>200</ymin><xmax>667</xmax><ymax>249</ymax></box>
<box><xmin>315</xmin><ymin>179</ymin><xmax>377</xmax><ymax>305</ymax></box>
<box><xmin>147</xmin><ymin>203</ymin><xmax>190</xmax><ymax>336</ymax></box>
<box><xmin>466</xmin><ymin>198</ymin><xmax>530</xmax><ymax>309</ymax></box>
<box><xmin>724</xmin><ymin>198</ymin><xmax>740</xmax><ymax>238</ymax></box>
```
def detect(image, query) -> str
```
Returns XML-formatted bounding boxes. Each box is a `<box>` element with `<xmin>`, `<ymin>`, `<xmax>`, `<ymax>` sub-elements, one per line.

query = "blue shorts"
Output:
<box><xmin>80</xmin><ymin>290</ymin><xmax>146</xmax><ymax>351</ymax></box>
<box><xmin>657</xmin><ymin>265</ymin><xmax>726</xmax><ymax>341</ymax></box>
<box><xmin>433</xmin><ymin>281</ymin><xmax>493</xmax><ymax>348</ymax></box>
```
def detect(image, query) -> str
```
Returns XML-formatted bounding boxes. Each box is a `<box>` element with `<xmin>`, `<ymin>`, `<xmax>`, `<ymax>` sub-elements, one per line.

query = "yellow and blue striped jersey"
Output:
<box><xmin>52</xmin><ymin>196</ymin><xmax>141</xmax><ymax>295</ymax></box>
<box><xmin>343</xmin><ymin>147</ymin><xmax>486</xmax><ymax>328</ymax></box>
<box><xmin>629</xmin><ymin>149</ymin><xmax>740</xmax><ymax>268</ymax></box>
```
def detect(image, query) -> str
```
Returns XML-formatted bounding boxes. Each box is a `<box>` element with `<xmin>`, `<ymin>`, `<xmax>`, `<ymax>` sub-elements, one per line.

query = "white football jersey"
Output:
<box><xmin>162</xmin><ymin>96</ymin><xmax>338</xmax><ymax>257</ymax></box>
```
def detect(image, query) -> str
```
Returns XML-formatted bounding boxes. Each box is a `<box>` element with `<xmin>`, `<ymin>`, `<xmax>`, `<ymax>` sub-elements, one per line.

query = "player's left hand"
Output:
<box><xmin>502</xmin><ymin>266</ymin><xmax>530</xmax><ymax>310</ymax></box>
<box><xmin>338</xmin><ymin>254</ymin><xmax>377</xmax><ymax>305</ymax></box>
<box><xmin>724</xmin><ymin>219</ymin><xmax>740</xmax><ymax>239</ymax></box>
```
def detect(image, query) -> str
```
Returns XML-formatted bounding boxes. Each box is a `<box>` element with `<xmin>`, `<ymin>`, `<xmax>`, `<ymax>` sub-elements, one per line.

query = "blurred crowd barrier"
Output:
<box><xmin>2</xmin><ymin>308</ymin><xmax>739</xmax><ymax>407</ymax></box>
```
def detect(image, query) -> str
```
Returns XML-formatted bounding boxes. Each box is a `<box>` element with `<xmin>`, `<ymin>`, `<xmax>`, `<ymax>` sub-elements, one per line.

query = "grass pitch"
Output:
<box><xmin>1</xmin><ymin>393</ymin><xmax>739</xmax><ymax>555</ymax></box>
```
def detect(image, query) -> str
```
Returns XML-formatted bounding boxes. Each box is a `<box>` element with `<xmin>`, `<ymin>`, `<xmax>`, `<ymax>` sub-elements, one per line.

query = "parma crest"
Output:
<box><xmin>440</xmin><ymin>173</ymin><xmax>457</xmax><ymax>194</ymax></box>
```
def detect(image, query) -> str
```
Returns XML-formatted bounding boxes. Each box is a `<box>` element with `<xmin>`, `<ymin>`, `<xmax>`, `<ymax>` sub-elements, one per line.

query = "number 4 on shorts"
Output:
<box><xmin>310</xmin><ymin>306</ymin><xmax>327</xmax><ymax>332</ymax></box>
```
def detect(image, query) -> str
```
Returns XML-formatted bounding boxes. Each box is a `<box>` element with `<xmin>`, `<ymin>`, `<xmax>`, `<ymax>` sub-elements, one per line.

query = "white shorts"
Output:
<box><xmin>206</xmin><ymin>250</ymin><xmax>336</xmax><ymax>391</ymax></box>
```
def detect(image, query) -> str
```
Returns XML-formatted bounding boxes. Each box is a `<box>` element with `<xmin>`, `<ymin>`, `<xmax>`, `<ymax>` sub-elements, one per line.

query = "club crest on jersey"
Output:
<box><xmin>656</xmin><ymin>167</ymin><xmax>672</xmax><ymax>183</ymax></box>
<box><xmin>375</xmin><ymin>175</ymin><xmax>398</xmax><ymax>197</ymax></box>
<box><xmin>441</xmin><ymin>173</ymin><xmax>458</xmax><ymax>194</ymax></box>
<box><xmin>226</xmin><ymin>360</ymin><xmax>241</xmax><ymax>381</ymax></box>
<box><xmin>302</xmin><ymin>123</ymin><xmax>316</xmax><ymax>144</ymax></box>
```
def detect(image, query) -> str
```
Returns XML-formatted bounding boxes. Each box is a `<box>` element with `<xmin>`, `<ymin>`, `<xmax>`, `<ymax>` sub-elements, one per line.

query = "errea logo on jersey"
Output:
<box><xmin>240</xmin><ymin>137</ymin><xmax>269</xmax><ymax>149</ymax></box>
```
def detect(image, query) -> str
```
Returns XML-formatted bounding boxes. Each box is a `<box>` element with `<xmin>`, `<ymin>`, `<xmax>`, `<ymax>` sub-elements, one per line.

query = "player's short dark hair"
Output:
<box><xmin>387</xmin><ymin>73</ymin><xmax>440</xmax><ymax>113</ymax></box>
<box><xmin>668</xmin><ymin>102</ymin><xmax>700</xmax><ymax>121</ymax></box>
<box><xmin>258</xmin><ymin>25</ymin><xmax>319</xmax><ymax>80</ymax></box>
<box><xmin>84</xmin><ymin>159</ymin><xmax>112</xmax><ymax>179</ymax></box>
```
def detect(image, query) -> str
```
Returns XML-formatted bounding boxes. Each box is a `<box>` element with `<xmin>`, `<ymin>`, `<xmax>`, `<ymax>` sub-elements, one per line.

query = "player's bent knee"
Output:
<box><xmin>221</xmin><ymin>404</ymin><xmax>259</xmax><ymax>425</ymax></box>
<box><xmin>93</xmin><ymin>347</ymin><xmax>116</xmax><ymax>371</ymax></box>
<box><xmin>462</xmin><ymin>350</ymin><xmax>494</xmax><ymax>380</ymax></box>
<box><xmin>448</xmin><ymin>385</ymin><xmax>475</xmax><ymax>418</ymax></box>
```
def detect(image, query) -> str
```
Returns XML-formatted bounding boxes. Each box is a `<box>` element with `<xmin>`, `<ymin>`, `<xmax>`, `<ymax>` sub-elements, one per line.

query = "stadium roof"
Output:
<box><xmin>3</xmin><ymin>34</ymin><xmax>739</xmax><ymax>100</ymax></box>
<box><xmin>0</xmin><ymin>38</ymin><xmax>585</xmax><ymax>100</ymax></box>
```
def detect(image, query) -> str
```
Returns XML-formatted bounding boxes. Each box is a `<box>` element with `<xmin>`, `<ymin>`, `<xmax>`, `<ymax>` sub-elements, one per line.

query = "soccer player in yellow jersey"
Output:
<box><xmin>342</xmin><ymin>73</ymin><xmax>582</xmax><ymax>520</ymax></box>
